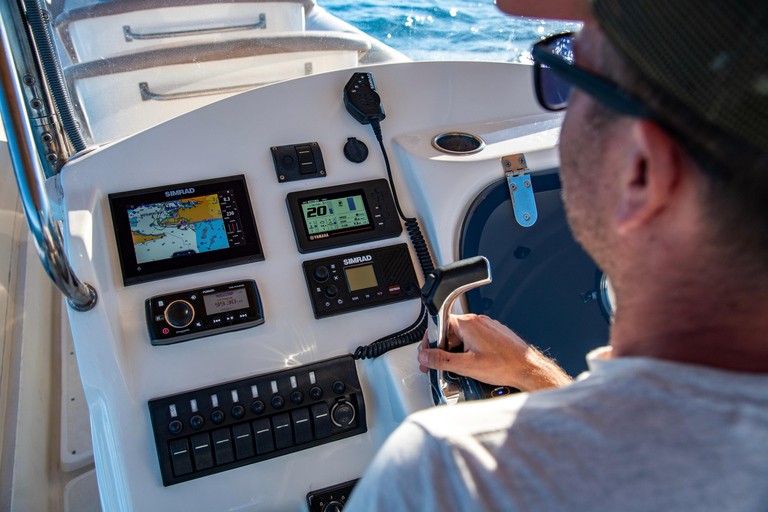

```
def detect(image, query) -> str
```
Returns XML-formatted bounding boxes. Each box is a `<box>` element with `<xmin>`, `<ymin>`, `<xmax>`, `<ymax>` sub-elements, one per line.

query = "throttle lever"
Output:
<box><xmin>420</xmin><ymin>256</ymin><xmax>492</xmax><ymax>405</ymax></box>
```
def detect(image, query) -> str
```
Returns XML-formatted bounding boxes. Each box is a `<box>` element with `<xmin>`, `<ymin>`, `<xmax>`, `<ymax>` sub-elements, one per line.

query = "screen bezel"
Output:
<box><xmin>286</xmin><ymin>179</ymin><xmax>403</xmax><ymax>254</ymax></box>
<box><xmin>109</xmin><ymin>175</ymin><xmax>264</xmax><ymax>286</ymax></box>
<box><xmin>299</xmin><ymin>189</ymin><xmax>374</xmax><ymax>241</ymax></box>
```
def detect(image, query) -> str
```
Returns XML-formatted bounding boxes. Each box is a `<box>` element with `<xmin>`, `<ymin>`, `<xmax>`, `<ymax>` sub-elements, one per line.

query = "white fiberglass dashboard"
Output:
<box><xmin>60</xmin><ymin>61</ymin><xmax>562</xmax><ymax>511</ymax></box>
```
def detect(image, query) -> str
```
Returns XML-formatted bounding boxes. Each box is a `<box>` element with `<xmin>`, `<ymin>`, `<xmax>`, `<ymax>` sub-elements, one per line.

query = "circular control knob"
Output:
<box><xmin>210</xmin><ymin>409</ymin><xmax>225</xmax><ymax>424</ymax></box>
<box><xmin>331</xmin><ymin>401</ymin><xmax>356</xmax><ymax>428</ymax></box>
<box><xmin>323</xmin><ymin>501</ymin><xmax>345</xmax><ymax>512</ymax></box>
<box><xmin>168</xmin><ymin>419</ymin><xmax>183</xmax><ymax>435</ymax></box>
<box><xmin>271</xmin><ymin>395</ymin><xmax>285</xmax><ymax>409</ymax></box>
<box><xmin>332</xmin><ymin>380</ymin><xmax>346</xmax><ymax>394</ymax></box>
<box><xmin>290</xmin><ymin>390</ymin><xmax>304</xmax><ymax>404</ymax></box>
<box><xmin>190</xmin><ymin>415</ymin><xmax>204</xmax><ymax>429</ymax></box>
<box><xmin>325</xmin><ymin>285</ymin><xmax>339</xmax><ymax>298</ymax></box>
<box><xmin>231</xmin><ymin>404</ymin><xmax>245</xmax><ymax>419</ymax></box>
<box><xmin>251</xmin><ymin>400</ymin><xmax>265</xmax><ymax>414</ymax></box>
<box><xmin>309</xmin><ymin>386</ymin><xmax>323</xmax><ymax>400</ymax></box>
<box><xmin>314</xmin><ymin>266</ymin><xmax>330</xmax><ymax>282</ymax></box>
<box><xmin>164</xmin><ymin>300</ymin><xmax>195</xmax><ymax>328</ymax></box>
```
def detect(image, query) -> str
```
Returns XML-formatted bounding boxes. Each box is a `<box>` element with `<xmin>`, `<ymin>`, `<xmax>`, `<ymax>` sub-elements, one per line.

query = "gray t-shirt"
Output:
<box><xmin>345</xmin><ymin>348</ymin><xmax>768</xmax><ymax>511</ymax></box>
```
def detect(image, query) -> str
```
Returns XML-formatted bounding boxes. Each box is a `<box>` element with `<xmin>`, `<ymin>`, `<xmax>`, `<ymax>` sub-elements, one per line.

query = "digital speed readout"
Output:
<box><xmin>301</xmin><ymin>194</ymin><xmax>371</xmax><ymax>238</ymax></box>
<box><xmin>203</xmin><ymin>288</ymin><xmax>249</xmax><ymax>315</ymax></box>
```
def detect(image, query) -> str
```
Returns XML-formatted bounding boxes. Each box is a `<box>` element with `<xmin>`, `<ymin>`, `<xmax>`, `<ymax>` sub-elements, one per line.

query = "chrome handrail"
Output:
<box><xmin>0</xmin><ymin>8</ymin><xmax>97</xmax><ymax>311</ymax></box>
<box><xmin>123</xmin><ymin>13</ymin><xmax>266</xmax><ymax>41</ymax></box>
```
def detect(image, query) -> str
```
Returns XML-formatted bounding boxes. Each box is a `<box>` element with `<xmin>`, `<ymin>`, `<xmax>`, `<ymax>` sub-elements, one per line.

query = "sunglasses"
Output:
<box><xmin>532</xmin><ymin>32</ymin><xmax>655</xmax><ymax>118</ymax></box>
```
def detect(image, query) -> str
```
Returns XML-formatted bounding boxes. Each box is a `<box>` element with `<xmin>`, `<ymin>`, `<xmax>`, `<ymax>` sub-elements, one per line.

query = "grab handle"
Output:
<box><xmin>139</xmin><ymin>81</ymin><xmax>268</xmax><ymax>101</ymax></box>
<box><xmin>124</xmin><ymin>13</ymin><xmax>266</xmax><ymax>42</ymax></box>
<box><xmin>0</xmin><ymin>12</ymin><xmax>97</xmax><ymax>311</ymax></box>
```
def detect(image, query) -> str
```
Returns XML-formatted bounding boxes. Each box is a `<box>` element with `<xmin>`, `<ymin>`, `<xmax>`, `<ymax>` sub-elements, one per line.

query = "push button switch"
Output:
<box><xmin>311</xmin><ymin>402</ymin><xmax>333</xmax><ymax>439</ymax></box>
<box><xmin>272</xmin><ymin>413</ymin><xmax>294</xmax><ymax>450</ymax></box>
<box><xmin>231</xmin><ymin>423</ymin><xmax>255</xmax><ymax>460</ymax></box>
<box><xmin>169</xmin><ymin>438</ymin><xmax>193</xmax><ymax>477</ymax></box>
<box><xmin>292</xmin><ymin>408</ymin><xmax>313</xmax><ymax>444</ymax></box>
<box><xmin>211</xmin><ymin>428</ymin><xmax>235</xmax><ymax>465</ymax></box>
<box><xmin>252</xmin><ymin>418</ymin><xmax>274</xmax><ymax>454</ymax></box>
<box><xmin>190</xmin><ymin>433</ymin><xmax>214</xmax><ymax>471</ymax></box>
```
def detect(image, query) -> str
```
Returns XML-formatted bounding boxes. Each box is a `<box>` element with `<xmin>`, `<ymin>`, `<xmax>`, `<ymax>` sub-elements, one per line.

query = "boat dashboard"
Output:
<box><xmin>59</xmin><ymin>60</ymin><xmax>594</xmax><ymax>511</ymax></box>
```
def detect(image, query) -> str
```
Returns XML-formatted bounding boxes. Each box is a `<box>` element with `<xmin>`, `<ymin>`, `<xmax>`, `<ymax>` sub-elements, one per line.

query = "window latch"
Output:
<box><xmin>503</xmin><ymin>153</ymin><xmax>537</xmax><ymax>227</ymax></box>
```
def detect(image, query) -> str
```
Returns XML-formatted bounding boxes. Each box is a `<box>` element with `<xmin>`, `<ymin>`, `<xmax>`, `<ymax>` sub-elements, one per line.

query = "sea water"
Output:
<box><xmin>320</xmin><ymin>0</ymin><xmax>580</xmax><ymax>63</ymax></box>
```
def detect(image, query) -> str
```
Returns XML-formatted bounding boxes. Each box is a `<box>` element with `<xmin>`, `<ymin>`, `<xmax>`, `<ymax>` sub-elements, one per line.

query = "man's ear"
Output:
<box><xmin>615</xmin><ymin>120</ymin><xmax>683</xmax><ymax>235</ymax></box>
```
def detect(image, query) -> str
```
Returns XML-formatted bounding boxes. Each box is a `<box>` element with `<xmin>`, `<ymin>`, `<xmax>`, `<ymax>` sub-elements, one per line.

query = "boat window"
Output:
<box><xmin>44</xmin><ymin>0</ymin><xmax>579</xmax><ymax>146</ymax></box>
<box><xmin>460</xmin><ymin>172</ymin><xmax>609</xmax><ymax>377</ymax></box>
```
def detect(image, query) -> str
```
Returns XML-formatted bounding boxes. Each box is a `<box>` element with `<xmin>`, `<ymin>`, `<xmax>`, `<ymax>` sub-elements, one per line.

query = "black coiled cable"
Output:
<box><xmin>353</xmin><ymin>119</ymin><xmax>434</xmax><ymax>360</ymax></box>
<box><xmin>354</xmin><ymin>304</ymin><xmax>428</xmax><ymax>360</ymax></box>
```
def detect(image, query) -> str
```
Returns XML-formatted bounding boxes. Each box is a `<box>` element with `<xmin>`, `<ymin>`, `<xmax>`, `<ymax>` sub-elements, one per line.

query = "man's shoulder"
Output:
<box><xmin>407</xmin><ymin>375</ymin><xmax>605</xmax><ymax>441</ymax></box>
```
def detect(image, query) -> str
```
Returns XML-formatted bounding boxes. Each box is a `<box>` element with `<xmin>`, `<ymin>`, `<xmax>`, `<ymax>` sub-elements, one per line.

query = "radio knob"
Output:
<box><xmin>324</xmin><ymin>285</ymin><xmax>338</xmax><ymax>298</ymax></box>
<box><xmin>165</xmin><ymin>300</ymin><xmax>195</xmax><ymax>328</ymax></box>
<box><xmin>314</xmin><ymin>266</ymin><xmax>330</xmax><ymax>282</ymax></box>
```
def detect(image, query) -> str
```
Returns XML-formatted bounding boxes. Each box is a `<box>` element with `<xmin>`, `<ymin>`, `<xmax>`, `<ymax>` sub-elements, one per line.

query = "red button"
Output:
<box><xmin>388</xmin><ymin>285</ymin><xmax>401</xmax><ymax>295</ymax></box>
<box><xmin>162</xmin><ymin>328</ymin><xmax>170</xmax><ymax>335</ymax></box>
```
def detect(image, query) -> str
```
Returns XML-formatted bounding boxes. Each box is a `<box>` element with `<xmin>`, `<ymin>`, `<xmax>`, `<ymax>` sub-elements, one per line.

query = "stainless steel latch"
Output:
<box><xmin>503</xmin><ymin>153</ymin><xmax>537</xmax><ymax>227</ymax></box>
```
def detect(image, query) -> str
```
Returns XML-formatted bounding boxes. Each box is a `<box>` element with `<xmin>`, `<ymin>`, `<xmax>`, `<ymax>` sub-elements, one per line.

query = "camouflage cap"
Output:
<box><xmin>590</xmin><ymin>0</ymin><xmax>768</xmax><ymax>154</ymax></box>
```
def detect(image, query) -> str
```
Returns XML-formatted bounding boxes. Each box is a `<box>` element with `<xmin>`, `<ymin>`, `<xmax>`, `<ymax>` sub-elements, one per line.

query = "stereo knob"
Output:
<box><xmin>331</xmin><ymin>401</ymin><xmax>356</xmax><ymax>428</ymax></box>
<box><xmin>165</xmin><ymin>300</ymin><xmax>194</xmax><ymax>328</ymax></box>
<box><xmin>323</xmin><ymin>501</ymin><xmax>344</xmax><ymax>512</ymax></box>
<box><xmin>314</xmin><ymin>266</ymin><xmax>330</xmax><ymax>282</ymax></box>
<box><xmin>324</xmin><ymin>285</ymin><xmax>339</xmax><ymax>298</ymax></box>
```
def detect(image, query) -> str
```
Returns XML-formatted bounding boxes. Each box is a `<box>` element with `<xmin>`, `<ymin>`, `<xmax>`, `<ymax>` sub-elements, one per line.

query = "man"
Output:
<box><xmin>345</xmin><ymin>0</ymin><xmax>768</xmax><ymax>510</ymax></box>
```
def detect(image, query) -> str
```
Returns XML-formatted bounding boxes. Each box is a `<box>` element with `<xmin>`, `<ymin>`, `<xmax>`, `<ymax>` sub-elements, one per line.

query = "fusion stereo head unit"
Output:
<box><xmin>109</xmin><ymin>175</ymin><xmax>263</xmax><ymax>285</ymax></box>
<box><xmin>286</xmin><ymin>179</ymin><xmax>402</xmax><ymax>253</ymax></box>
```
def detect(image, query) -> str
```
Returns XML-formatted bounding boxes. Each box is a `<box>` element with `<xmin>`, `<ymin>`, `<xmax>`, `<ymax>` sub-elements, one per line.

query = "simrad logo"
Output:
<box><xmin>344</xmin><ymin>255</ymin><xmax>373</xmax><ymax>265</ymax></box>
<box><xmin>165</xmin><ymin>188</ymin><xmax>195</xmax><ymax>197</ymax></box>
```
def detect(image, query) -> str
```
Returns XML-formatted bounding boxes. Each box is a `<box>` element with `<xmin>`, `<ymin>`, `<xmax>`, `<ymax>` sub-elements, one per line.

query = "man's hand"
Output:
<box><xmin>417</xmin><ymin>314</ymin><xmax>572</xmax><ymax>392</ymax></box>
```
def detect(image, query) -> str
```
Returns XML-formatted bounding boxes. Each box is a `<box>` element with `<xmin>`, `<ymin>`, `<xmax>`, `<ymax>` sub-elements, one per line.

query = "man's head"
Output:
<box><xmin>502</xmin><ymin>0</ymin><xmax>768</xmax><ymax>285</ymax></box>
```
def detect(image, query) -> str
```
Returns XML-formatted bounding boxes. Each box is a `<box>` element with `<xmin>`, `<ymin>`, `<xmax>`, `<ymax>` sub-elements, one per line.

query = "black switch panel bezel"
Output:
<box><xmin>148</xmin><ymin>356</ymin><xmax>367</xmax><ymax>486</ymax></box>
<box><xmin>271</xmin><ymin>142</ymin><xmax>326</xmax><ymax>183</ymax></box>
<box><xmin>307</xmin><ymin>479</ymin><xmax>359</xmax><ymax>512</ymax></box>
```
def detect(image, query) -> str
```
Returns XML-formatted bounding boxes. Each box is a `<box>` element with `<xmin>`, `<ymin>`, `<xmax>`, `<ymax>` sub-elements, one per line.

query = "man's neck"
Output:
<box><xmin>609</xmin><ymin>269</ymin><xmax>768</xmax><ymax>372</ymax></box>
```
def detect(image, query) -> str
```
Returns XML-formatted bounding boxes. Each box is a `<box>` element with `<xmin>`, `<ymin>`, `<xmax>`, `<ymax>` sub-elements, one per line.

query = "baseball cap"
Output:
<box><xmin>590</xmin><ymin>0</ymin><xmax>768</xmax><ymax>154</ymax></box>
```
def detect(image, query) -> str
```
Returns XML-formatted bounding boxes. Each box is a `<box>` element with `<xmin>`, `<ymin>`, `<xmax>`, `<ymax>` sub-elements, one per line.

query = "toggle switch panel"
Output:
<box><xmin>271</xmin><ymin>142</ymin><xmax>327</xmax><ymax>183</ymax></box>
<box><xmin>148</xmin><ymin>355</ymin><xmax>366</xmax><ymax>486</ymax></box>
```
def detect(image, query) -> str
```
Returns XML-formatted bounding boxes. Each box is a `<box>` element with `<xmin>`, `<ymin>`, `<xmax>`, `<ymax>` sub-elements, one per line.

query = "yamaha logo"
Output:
<box><xmin>344</xmin><ymin>255</ymin><xmax>373</xmax><ymax>265</ymax></box>
<box><xmin>165</xmin><ymin>188</ymin><xmax>195</xmax><ymax>197</ymax></box>
<box><xmin>310</xmin><ymin>233</ymin><xmax>329</xmax><ymax>240</ymax></box>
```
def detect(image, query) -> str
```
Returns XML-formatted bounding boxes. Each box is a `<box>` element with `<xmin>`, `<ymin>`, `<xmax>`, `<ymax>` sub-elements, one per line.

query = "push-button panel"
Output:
<box><xmin>148</xmin><ymin>355</ymin><xmax>367</xmax><ymax>486</ymax></box>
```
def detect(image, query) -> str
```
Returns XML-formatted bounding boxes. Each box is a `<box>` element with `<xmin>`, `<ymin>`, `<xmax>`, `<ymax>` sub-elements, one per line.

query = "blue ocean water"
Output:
<box><xmin>320</xmin><ymin>0</ymin><xmax>580</xmax><ymax>63</ymax></box>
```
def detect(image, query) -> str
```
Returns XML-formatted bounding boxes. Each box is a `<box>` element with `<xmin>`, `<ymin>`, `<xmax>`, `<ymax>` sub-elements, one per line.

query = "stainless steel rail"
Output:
<box><xmin>123</xmin><ymin>13</ymin><xmax>266</xmax><ymax>41</ymax></box>
<box><xmin>0</xmin><ymin>8</ymin><xmax>97</xmax><ymax>311</ymax></box>
<box><xmin>139</xmin><ymin>81</ymin><xmax>268</xmax><ymax>101</ymax></box>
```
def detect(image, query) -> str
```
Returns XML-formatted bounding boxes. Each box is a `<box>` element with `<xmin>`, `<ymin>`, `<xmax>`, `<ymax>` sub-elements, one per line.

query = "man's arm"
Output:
<box><xmin>417</xmin><ymin>314</ymin><xmax>572</xmax><ymax>392</ymax></box>
<box><xmin>495</xmin><ymin>0</ymin><xmax>593</xmax><ymax>21</ymax></box>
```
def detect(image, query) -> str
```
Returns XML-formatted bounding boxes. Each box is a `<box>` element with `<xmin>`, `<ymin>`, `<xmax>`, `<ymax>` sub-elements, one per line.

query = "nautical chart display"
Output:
<box><xmin>128</xmin><ymin>190</ymin><xmax>245</xmax><ymax>264</ymax></box>
<box><xmin>109</xmin><ymin>176</ymin><xmax>263</xmax><ymax>285</ymax></box>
